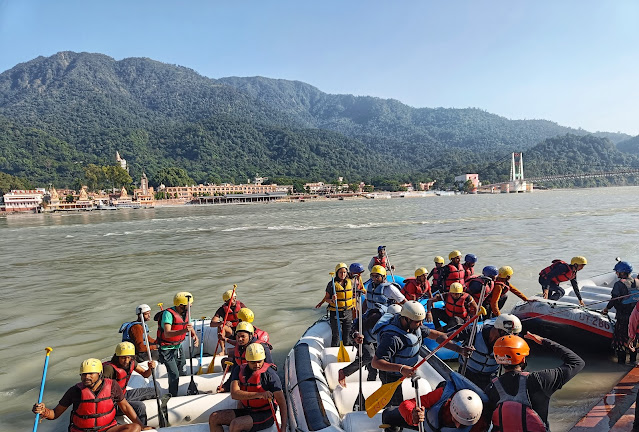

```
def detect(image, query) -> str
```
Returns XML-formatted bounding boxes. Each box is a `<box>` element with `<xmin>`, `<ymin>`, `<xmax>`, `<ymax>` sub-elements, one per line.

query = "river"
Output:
<box><xmin>2</xmin><ymin>187</ymin><xmax>638</xmax><ymax>431</ymax></box>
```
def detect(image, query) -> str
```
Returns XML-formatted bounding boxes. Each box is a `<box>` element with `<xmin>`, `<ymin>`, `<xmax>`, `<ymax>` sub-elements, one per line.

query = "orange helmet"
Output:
<box><xmin>493</xmin><ymin>335</ymin><xmax>530</xmax><ymax>365</ymax></box>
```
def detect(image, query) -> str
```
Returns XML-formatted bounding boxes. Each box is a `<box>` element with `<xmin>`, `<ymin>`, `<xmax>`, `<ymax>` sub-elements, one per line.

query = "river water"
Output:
<box><xmin>2</xmin><ymin>187</ymin><xmax>639</xmax><ymax>432</ymax></box>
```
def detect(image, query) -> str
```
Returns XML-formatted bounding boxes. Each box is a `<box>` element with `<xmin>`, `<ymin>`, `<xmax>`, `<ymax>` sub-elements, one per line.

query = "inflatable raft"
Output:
<box><xmin>511</xmin><ymin>272</ymin><xmax>618</xmax><ymax>349</ymax></box>
<box><xmin>284</xmin><ymin>317</ymin><xmax>454</xmax><ymax>432</ymax></box>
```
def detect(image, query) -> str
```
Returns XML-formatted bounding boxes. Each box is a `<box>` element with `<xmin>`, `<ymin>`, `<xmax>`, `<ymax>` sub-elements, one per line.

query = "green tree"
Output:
<box><xmin>153</xmin><ymin>167</ymin><xmax>194</xmax><ymax>187</ymax></box>
<box><xmin>104</xmin><ymin>165</ymin><xmax>132</xmax><ymax>190</ymax></box>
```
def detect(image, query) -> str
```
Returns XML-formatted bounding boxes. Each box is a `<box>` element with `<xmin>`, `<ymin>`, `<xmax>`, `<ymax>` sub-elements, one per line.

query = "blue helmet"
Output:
<box><xmin>378</xmin><ymin>245</ymin><xmax>386</xmax><ymax>252</ymax></box>
<box><xmin>465</xmin><ymin>254</ymin><xmax>478</xmax><ymax>264</ymax></box>
<box><xmin>614</xmin><ymin>261</ymin><xmax>633</xmax><ymax>274</ymax></box>
<box><xmin>482</xmin><ymin>266</ymin><xmax>499</xmax><ymax>277</ymax></box>
<box><xmin>349</xmin><ymin>262</ymin><xmax>365</xmax><ymax>274</ymax></box>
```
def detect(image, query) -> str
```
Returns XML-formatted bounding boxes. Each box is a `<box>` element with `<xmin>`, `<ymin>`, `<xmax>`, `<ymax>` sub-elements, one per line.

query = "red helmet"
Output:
<box><xmin>493</xmin><ymin>335</ymin><xmax>530</xmax><ymax>365</ymax></box>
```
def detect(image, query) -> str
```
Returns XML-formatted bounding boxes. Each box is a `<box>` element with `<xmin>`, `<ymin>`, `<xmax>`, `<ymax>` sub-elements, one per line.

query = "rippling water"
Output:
<box><xmin>2</xmin><ymin>187</ymin><xmax>638</xmax><ymax>431</ymax></box>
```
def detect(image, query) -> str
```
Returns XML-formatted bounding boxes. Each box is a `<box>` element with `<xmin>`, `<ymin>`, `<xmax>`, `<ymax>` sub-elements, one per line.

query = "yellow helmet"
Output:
<box><xmin>571</xmin><ymin>256</ymin><xmax>587</xmax><ymax>266</ymax></box>
<box><xmin>449</xmin><ymin>282</ymin><xmax>464</xmax><ymax>293</ymax></box>
<box><xmin>245</xmin><ymin>343</ymin><xmax>266</xmax><ymax>361</ymax></box>
<box><xmin>236</xmin><ymin>321</ymin><xmax>255</xmax><ymax>334</ymax></box>
<box><xmin>238</xmin><ymin>307</ymin><xmax>255</xmax><ymax>323</ymax></box>
<box><xmin>223</xmin><ymin>290</ymin><xmax>236</xmax><ymax>302</ymax></box>
<box><xmin>335</xmin><ymin>262</ymin><xmax>348</xmax><ymax>273</ymax></box>
<box><xmin>80</xmin><ymin>358</ymin><xmax>103</xmax><ymax>375</ymax></box>
<box><xmin>115</xmin><ymin>342</ymin><xmax>136</xmax><ymax>357</ymax></box>
<box><xmin>415</xmin><ymin>267</ymin><xmax>428</xmax><ymax>277</ymax></box>
<box><xmin>498</xmin><ymin>266</ymin><xmax>514</xmax><ymax>278</ymax></box>
<box><xmin>449</xmin><ymin>250</ymin><xmax>462</xmax><ymax>260</ymax></box>
<box><xmin>434</xmin><ymin>256</ymin><xmax>445</xmax><ymax>264</ymax></box>
<box><xmin>371</xmin><ymin>265</ymin><xmax>387</xmax><ymax>276</ymax></box>
<box><xmin>174</xmin><ymin>291</ymin><xmax>193</xmax><ymax>306</ymax></box>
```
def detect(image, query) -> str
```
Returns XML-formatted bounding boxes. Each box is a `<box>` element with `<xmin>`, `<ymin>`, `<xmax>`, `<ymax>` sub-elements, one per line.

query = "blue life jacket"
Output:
<box><xmin>365</xmin><ymin>280</ymin><xmax>392</xmax><ymax>312</ymax></box>
<box><xmin>460</xmin><ymin>325</ymin><xmax>499</xmax><ymax>375</ymax></box>
<box><xmin>424</xmin><ymin>372</ymin><xmax>489</xmax><ymax>432</ymax></box>
<box><xmin>360</xmin><ymin>309</ymin><xmax>384</xmax><ymax>345</ymax></box>
<box><xmin>620</xmin><ymin>278</ymin><xmax>639</xmax><ymax>305</ymax></box>
<box><xmin>119</xmin><ymin>321</ymin><xmax>148</xmax><ymax>343</ymax></box>
<box><xmin>374</xmin><ymin>315</ymin><xmax>421</xmax><ymax>367</ymax></box>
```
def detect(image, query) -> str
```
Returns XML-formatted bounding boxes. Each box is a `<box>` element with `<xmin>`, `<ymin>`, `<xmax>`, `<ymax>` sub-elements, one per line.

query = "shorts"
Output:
<box><xmin>233</xmin><ymin>408</ymin><xmax>275</xmax><ymax>432</ymax></box>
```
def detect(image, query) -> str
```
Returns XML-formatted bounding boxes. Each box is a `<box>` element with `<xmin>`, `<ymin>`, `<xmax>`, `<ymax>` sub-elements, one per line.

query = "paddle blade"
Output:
<box><xmin>206</xmin><ymin>360</ymin><xmax>216</xmax><ymax>374</ymax></box>
<box><xmin>187</xmin><ymin>378</ymin><xmax>198</xmax><ymax>396</ymax></box>
<box><xmin>365</xmin><ymin>379</ymin><xmax>403</xmax><ymax>418</ymax></box>
<box><xmin>196</xmin><ymin>366</ymin><xmax>204</xmax><ymax>375</ymax></box>
<box><xmin>338</xmin><ymin>342</ymin><xmax>351</xmax><ymax>363</ymax></box>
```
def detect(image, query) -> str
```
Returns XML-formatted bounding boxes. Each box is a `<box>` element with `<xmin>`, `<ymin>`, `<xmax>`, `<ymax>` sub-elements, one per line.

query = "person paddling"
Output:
<box><xmin>32</xmin><ymin>358</ymin><xmax>149</xmax><ymax>432</ymax></box>
<box><xmin>538</xmin><ymin>256</ymin><xmax>587</xmax><ymax>304</ymax></box>
<box><xmin>368</xmin><ymin>245</ymin><xmax>395</xmax><ymax>273</ymax></box>
<box><xmin>119</xmin><ymin>304</ymin><xmax>158</xmax><ymax>362</ymax></box>
<box><xmin>211</xmin><ymin>289</ymin><xmax>247</xmax><ymax>341</ymax></box>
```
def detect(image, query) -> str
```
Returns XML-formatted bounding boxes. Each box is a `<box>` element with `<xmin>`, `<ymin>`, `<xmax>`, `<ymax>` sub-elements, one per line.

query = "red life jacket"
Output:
<box><xmin>430</xmin><ymin>267</ymin><xmax>443</xmax><ymax>290</ymax></box>
<box><xmin>239</xmin><ymin>362</ymin><xmax>277</xmax><ymax>411</ymax></box>
<box><xmin>463</xmin><ymin>263</ymin><xmax>475</xmax><ymax>281</ymax></box>
<box><xmin>444</xmin><ymin>263</ymin><xmax>465</xmax><ymax>290</ymax></box>
<box><xmin>221</xmin><ymin>301</ymin><xmax>242</xmax><ymax>328</ymax></box>
<box><xmin>491</xmin><ymin>373</ymin><xmax>547</xmax><ymax>432</ymax></box>
<box><xmin>254</xmin><ymin>327</ymin><xmax>270</xmax><ymax>345</ymax></box>
<box><xmin>102</xmin><ymin>360</ymin><xmax>134</xmax><ymax>394</ymax></box>
<box><xmin>445</xmin><ymin>292</ymin><xmax>470</xmax><ymax>318</ymax></box>
<box><xmin>539</xmin><ymin>260</ymin><xmax>575</xmax><ymax>284</ymax></box>
<box><xmin>466</xmin><ymin>276</ymin><xmax>494</xmax><ymax>304</ymax></box>
<box><xmin>157</xmin><ymin>307</ymin><xmax>188</xmax><ymax>346</ymax></box>
<box><xmin>69</xmin><ymin>379</ymin><xmax>117</xmax><ymax>432</ymax></box>
<box><xmin>373</xmin><ymin>255</ymin><xmax>388</xmax><ymax>268</ymax></box>
<box><xmin>401</xmin><ymin>278</ymin><xmax>431</xmax><ymax>301</ymax></box>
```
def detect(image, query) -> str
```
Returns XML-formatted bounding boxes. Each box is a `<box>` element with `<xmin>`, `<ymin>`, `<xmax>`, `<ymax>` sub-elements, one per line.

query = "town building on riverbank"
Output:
<box><xmin>163</xmin><ymin>179</ymin><xmax>292</xmax><ymax>200</ymax></box>
<box><xmin>1</xmin><ymin>189</ymin><xmax>46</xmax><ymax>212</ymax></box>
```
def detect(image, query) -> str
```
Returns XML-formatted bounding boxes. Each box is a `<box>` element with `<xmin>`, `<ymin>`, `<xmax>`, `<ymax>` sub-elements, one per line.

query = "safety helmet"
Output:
<box><xmin>401</xmin><ymin>300</ymin><xmax>426</xmax><ymax>321</ymax></box>
<box><xmin>614</xmin><ymin>261</ymin><xmax>633</xmax><ymax>274</ymax></box>
<box><xmin>493</xmin><ymin>335</ymin><xmax>530</xmax><ymax>365</ymax></box>
<box><xmin>135</xmin><ymin>304</ymin><xmax>151</xmax><ymax>315</ymax></box>
<box><xmin>335</xmin><ymin>262</ymin><xmax>348</xmax><ymax>273</ymax></box>
<box><xmin>464</xmin><ymin>254</ymin><xmax>478</xmax><ymax>264</ymax></box>
<box><xmin>371</xmin><ymin>265</ymin><xmax>387</xmax><ymax>276</ymax></box>
<box><xmin>415</xmin><ymin>267</ymin><xmax>428</xmax><ymax>278</ymax></box>
<box><xmin>387</xmin><ymin>304</ymin><xmax>403</xmax><ymax>314</ymax></box>
<box><xmin>449</xmin><ymin>282</ymin><xmax>464</xmax><ymax>294</ymax></box>
<box><xmin>236</xmin><ymin>322</ymin><xmax>255</xmax><ymax>334</ymax></box>
<box><xmin>378</xmin><ymin>245</ymin><xmax>386</xmax><ymax>252</ymax></box>
<box><xmin>450</xmin><ymin>389</ymin><xmax>483</xmax><ymax>426</ymax></box>
<box><xmin>80</xmin><ymin>358</ymin><xmax>103</xmax><ymax>375</ymax></box>
<box><xmin>482</xmin><ymin>266</ymin><xmax>499</xmax><ymax>278</ymax></box>
<box><xmin>571</xmin><ymin>256</ymin><xmax>587</xmax><ymax>266</ymax></box>
<box><xmin>115</xmin><ymin>342</ymin><xmax>136</xmax><ymax>357</ymax></box>
<box><xmin>349</xmin><ymin>263</ymin><xmax>365</xmax><ymax>274</ymax></box>
<box><xmin>222</xmin><ymin>290</ymin><xmax>236</xmax><ymax>302</ymax></box>
<box><xmin>434</xmin><ymin>256</ymin><xmax>445</xmax><ymax>264</ymax></box>
<box><xmin>174</xmin><ymin>291</ymin><xmax>194</xmax><ymax>306</ymax></box>
<box><xmin>449</xmin><ymin>250</ymin><xmax>462</xmax><ymax>260</ymax></box>
<box><xmin>245</xmin><ymin>343</ymin><xmax>266</xmax><ymax>361</ymax></box>
<box><xmin>494</xmin><ymin>314</ymin><xmax>522</xmax><ymax>334</ymax></box>
<box><xmin>238</xmin><ymin>307</ymin><xmax>255</xmax><ymax>323</ymax></box>
<box><xmin>498</xmin><ymin>266</ymin><xmax>514</xmax><ymax>278</ymax></box>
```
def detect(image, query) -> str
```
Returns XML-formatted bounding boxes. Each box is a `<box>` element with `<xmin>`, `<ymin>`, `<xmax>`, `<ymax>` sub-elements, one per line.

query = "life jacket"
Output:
<box><xmin>466</xmin><ymin>276</ymin><xmax>494</xmax><ymax>305</ymax></box>
<box><xmin>374</xmin><ymin>315</ymin><xmax>421</xmax><ymax>367</ymax></box>
<box><xmin>361</xmin><ymin>309</ymin><xmax>384</xmax><ymax>344</ymax></box>
<box><xmin>444</xmin><ymin>263</ymin><xmax>465</xmax><ymax>290</ymax></box>
<box><xmin>157</xmin><ymin>307</ymin><xmax>188</xmax><ymax>347</ymax></box>
<box><xmin>119</xmin><ymin>321</ymin><xmax>147</xmax><ymax>343</ymax></box>
<box><xmin>423</xmin><ymin>372</ymin><xmax>489</xmax><ymax>432</ymax></box>
<box><xmin>328</xmin><ymin>278</ymin><xmax>355</xmax><ymax>311</ymax></box>
<box><xmin>460</xmin><ymin>325</ymin><xmax>499</xmax><ymax>375</ymax></box>
<box><xmin>254</xmin><ymin>327</ymin><xmax>270</xmax><ymax>345</ymax></box>
<box><xmin>221</xmin><ymin>301</ymin><xmax>243</xmax><ymax>328</ymax></box>
<box><xmin>491</xmin><ymin>373</ymin><xmax>547</xmax><ymax>432</ymax></box>
<box><xmin>463</xmin><ymin>263</ymin><xmax>475</xmax><ymax>281</ymax></box>
<box><xmin>445</xmin><ymin>292</ymin><xmax>470</xmax><ymax>319</ymax></box>
<box><xmin>69</xmin><ymin>379</ymin><xmax>117</xmax><ymax>432</ymax></box>
<box><xmin>493</xmin><ymin>280</ymin><xmax>510</xmax><ymax>299</ymax></box>
<box><xmin>365</xmin><ymin>281</ymin><xmax>391</xmax><ymax>312</ymax></box>
<box><xmin>430</xmin><ymin>267</ymin><xmax>443</xmax><ymax>291</ymax></box>
<box><xmin>619</xmin><ymin>278</ymin><xmax>639</xmax><ymax>305</ymax></box>
<box><xmin>402</xmin><ymin>277</ymin><xmax>431</xmax><ymax>301</ymax></box>
<box><xmin>234</xmin><ymin>338</ymin><xmax>270</xmax><ymax>366</ymax></box>
<box><xmin>539</xmin><ymin>260</ymin><xmax>575</xmax><ymax>284</ymax></box>
<box><xmin>238</xmin><ymin>362</ymin><xmax>277</xmax><ymax>411</ymax></box>
<box><xmin>102</xmin><ymin>360</ymin><xmax>135</xmax><ymax>394</ymax></box>
<box><xmin>373</xmin><ymin>255</ymin><xmax>388</xmax><ymax>269</ymax></box>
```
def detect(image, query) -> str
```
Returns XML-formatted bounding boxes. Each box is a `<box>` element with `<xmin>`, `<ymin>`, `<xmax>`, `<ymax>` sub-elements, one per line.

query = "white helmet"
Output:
<box><xmin>135</xmin><ymin>304</ymin><xmax>151</xmax><ymax>315</ymax></box>
<box><xmin>400</xmin><ymin>301</ymin><xmax>426</xmax><ymax>321</ymax></box>
<box><xmin>450</xmin><ymin>389</ymin><xmax>483</xmax><ymax>426</ymax></box>
<box><xmin>494</xmin><ymin>313</ymin><xmax>522</xmax><ymax>334</ymax></box>
<box><xmin>387</xmin><ymin>304</ymin><xmax>402</xmax><ymax>314</ymax></box>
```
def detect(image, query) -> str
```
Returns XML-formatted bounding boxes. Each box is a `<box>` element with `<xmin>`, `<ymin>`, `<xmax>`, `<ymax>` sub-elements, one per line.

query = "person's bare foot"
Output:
<box><xmin>338</xmin><ymin>369</ymin><xmax>347</xmax><ymax>388</ymax></box>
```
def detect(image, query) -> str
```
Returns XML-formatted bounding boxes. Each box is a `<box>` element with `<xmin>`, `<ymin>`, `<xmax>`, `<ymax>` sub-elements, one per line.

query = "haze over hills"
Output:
<box><xmin>0</xmin><ymin>51</ymin><xmax>637</xmax><ymax>190</ymax></box>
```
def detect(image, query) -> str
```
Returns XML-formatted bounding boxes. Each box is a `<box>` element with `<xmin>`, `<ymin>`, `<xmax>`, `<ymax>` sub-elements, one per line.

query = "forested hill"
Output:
<box><xmin>0</xmin><ymin>51</ymin><xmax>636</xmax><ymax>189</ymax></box>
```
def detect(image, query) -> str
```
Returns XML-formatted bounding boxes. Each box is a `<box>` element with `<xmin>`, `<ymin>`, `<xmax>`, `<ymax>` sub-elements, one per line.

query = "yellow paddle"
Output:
<box><xmin>365</xmin><ymin>313</ymin><xmax>481</xmax><ymax>417</ymax></box>
<box><xmin>330</xmin><ymin>271</ymin><xmax>351</xmax><ymax>363</ymax></box>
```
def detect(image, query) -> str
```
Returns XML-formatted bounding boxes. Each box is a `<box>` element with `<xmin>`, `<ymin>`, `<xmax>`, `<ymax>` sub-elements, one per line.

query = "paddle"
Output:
<box><xmin>32</xmin><ymin>347</ymin><xmax>53</xmax><ymax>432</ymax></box>
<box><xmin>216</xmin><ymin>361</ymin><xmax>234</xmax><ymax>393</ymax></box>
<box><xmin>412</xmin><ymin>377</ymin><xmax>425</xmax><ymax>432</ymax></box>
<box><xmin>353</xmin><ymin>282</ymin><xmax>365</xmax><ymax>411</ymax></box>
<box><xmin>139</xmin><ymin>311</ymin><xmax>167</xmax><ymax>428</ymax></box>
<box><xmin>269</xmin><ymin>399</ymin><xmax>282</xmax><ymax>432</ymax></box>
<box><xmin>330</xmin><ymin>271</ymin><xmax>350</xmax><ymax>363</ymax></box>
<box><xmin>385</xmin><ymin>249</ymin><xmax>396</xmax><ymax>284</ymax></box>
<box><xmin>207</xmin><ymin>284</ymin><xmax>238</xmax><ymax>373</ymax></box>
<box><xmin>365</xmin><ymin>313</ymin><xmax>480</xmax><ymax>417</ymax></box>
<box><xmin>460</xmin><ymin>280</ymin><xmax>489</xmax><ymax>376</ymax></box>
<box><xmin>197</xmin><ymin>316</ymin><xmax>206</xmax><ymax>375</ymax></box>
<box><xmin>185</xmin><ymin>295</ymin><xmax>198</xmax><ymax>395</ymax></box>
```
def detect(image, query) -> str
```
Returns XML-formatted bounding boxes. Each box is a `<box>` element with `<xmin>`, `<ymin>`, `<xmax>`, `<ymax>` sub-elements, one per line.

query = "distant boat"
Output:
<box><xmin>96</xmin><ymin>200</ymin><xmax>117</xmax><ymax>210</ymax></box>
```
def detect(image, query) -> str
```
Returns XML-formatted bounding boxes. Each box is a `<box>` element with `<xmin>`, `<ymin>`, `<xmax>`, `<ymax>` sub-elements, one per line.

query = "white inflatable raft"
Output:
<box><xmin>285</xmin><ymin>317</ymin><xmax>454</xmax><ymax>432</ymax></box>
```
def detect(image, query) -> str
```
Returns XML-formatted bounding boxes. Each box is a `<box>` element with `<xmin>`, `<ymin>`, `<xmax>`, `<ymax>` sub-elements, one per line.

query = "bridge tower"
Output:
<box><xmin>510</xmin><ymin>152</ymin><xmax>524</xmax><ymax>182</ymax></box>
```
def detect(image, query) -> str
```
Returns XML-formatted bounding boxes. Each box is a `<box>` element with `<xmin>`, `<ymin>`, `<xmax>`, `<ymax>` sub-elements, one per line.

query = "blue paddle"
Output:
<box><xmin>33</xmin><ymin>347</ymin><xmax>53</xmax><ymax>432</ymax></box>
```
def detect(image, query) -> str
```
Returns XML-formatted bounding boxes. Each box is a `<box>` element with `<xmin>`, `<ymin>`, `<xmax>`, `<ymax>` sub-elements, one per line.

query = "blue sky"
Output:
<box><xmin>1</xmin><ymin>1</ymin><xmax>637</xmax><ymax>135</ymax></box>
